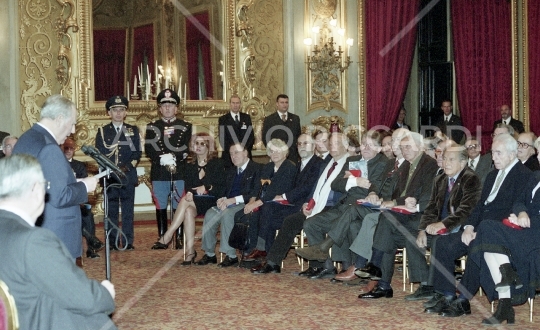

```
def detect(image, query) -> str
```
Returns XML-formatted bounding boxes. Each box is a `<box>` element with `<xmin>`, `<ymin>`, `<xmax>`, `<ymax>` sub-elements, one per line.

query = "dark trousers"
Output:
<box><xmin>372</xmin><ymin>211</ymin><xmax>421</xmax><ymax>283</ymax></box>
<box><xmin>407</xmin><ymin>233</ymin><xmax>439</xmax><ymax>284</ymax></box>
<box><xmin>81</xmin><ymin>204</ymin><xmax>96</xmax><ymax>242</ymax></box>
<box><xmin>259</xmin><ymin>202</ymin><xmax>301</xmax><ymax>252</ymax></box>
<box><xmin>432</xmin><ymin>231</ymin><xmax>480</xmax><ymax>299</ymax></box>
<box><xmin>303</xmin><ymin>202</ymin><xmax>353</xmax><ymax>262</ymax></box>
<box><xmin>106</xmin><ymin>169</ymin><xmax>137</xmax><ymax>245</ymax></box>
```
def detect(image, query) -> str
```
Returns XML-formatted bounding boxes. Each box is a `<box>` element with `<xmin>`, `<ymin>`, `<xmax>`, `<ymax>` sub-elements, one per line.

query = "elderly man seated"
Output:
<box><xmin>0</xmin><ymin>154</ymin><xmax>117</xmax><ymax>329</ymax></box>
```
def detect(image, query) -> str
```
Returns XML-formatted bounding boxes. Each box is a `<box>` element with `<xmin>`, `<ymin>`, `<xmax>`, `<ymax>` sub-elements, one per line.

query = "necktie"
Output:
<box><xmin>445</xmin><ymin>117</ymin><xmax>449</xmax><ymax>124</ymax></box>
<box><xmin>326</xmin><ymin>161</ymin><xmax>338</xmax><ymax>179</ymax></box>
<box><xmin>116</xmin><ymin>126</ymin><xmax>120</xmax><ymax>133</ymax></box>
<box><xmin>281</xmin><ymin>114</ymin><xmax>287</xmax><ymax>122</ymax></box>
<box><xmin>448</xmin><ymin>177</ymin><xmax>456</xmax><ymax>192</ymax></box>
<box><xmin>238</xmin><ymin>167</ymin><xmax>243</xmax><ymax>175</ymax></box>
<box><xmin>486</xmin><ymin>169</ymin><xmax>505</xmax><ymax>204</ymax></box>
<box><xmin>469</xmin><ymin>159</ymin><xmax>475</xmax><ymax>171</ymax></box>
<box><xmin>394</xmin><ymin>160</ymin><xmax>399</xmax><ymax>172</ymax></box>
<box><xmin>235</xmin><ymin>114</ymin><xmax>240</xmax><ymax>124</ymax></box>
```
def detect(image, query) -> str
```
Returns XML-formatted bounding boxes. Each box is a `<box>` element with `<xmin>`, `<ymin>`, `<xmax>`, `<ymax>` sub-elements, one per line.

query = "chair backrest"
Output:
<box><xmin>0</xmin><ymin>280</ymin><xmax>19</xmax><ymax>330</ymax></box>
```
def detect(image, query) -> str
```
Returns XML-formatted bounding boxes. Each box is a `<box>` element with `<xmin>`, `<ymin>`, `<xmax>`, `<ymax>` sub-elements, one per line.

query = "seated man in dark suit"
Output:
<box><xmin>421</xmin><ymin>133</ymin><xmax>533</xmax><ymax>316</ymax></box>
<box><xmin>357</xmin><ymin>132</ymin><xmax>439</xmax><ymax>298</ymax></box>
<box><xmin>492</xmin><ymin>104</ymin><xmax>524</xmax><ymax>134</ymax></box>
<box><xmin>295</xmin><ymin>131</ymin><xmax>392</xmax><ymax>275</ymax></box>
<box><xmin>435</xmin><ymin>99</ymin><xmax>464</xmax><ymax>144</ymax></box>
<box><xmin>250</xmin><ymin>132</ymin><xmax>349</xmax><ymax>274</ymax></box>
<box><xmin>244</xmin><ymin>133</ymin><xmax>322</xmax><ymax>263</ymax></box>
<box><xmin>465</xmin><ymin>137</ymin><xmax>492</xmax><ymax>185</ymax></box>
<box><xmin>0</xmin><ymin>154</ymin><xmax>117</xmax><ymax>330</ymax></box>
<box><xmin>516</xmin><ymin>132</ymin><xmax>540</xmax><ymax>171</ymax></box>
<box><xmin>403</xmin><ymin>143</ymin><xmax>481</xmax><ymax>301</ymax></box>
<box><xmin>196</xmin><ymin>143</ymin><xmax>262</xmax><ymax>267</ymax></box>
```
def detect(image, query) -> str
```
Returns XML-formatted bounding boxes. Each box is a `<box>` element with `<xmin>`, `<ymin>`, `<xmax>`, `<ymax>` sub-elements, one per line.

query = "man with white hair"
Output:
<box><xmin>0</xmin><ymin>154</ymin><xmax>116</xmax><ymax>330</ymax></box>
<box><xmin>13</xmin><ymin>94</ymin><xmax>98</xmax><ymax>261</ymax></box>
<box><xmin>1</xmin><ymin>135</ymin><xmax>17</xmax><ymax>157</ymax></box>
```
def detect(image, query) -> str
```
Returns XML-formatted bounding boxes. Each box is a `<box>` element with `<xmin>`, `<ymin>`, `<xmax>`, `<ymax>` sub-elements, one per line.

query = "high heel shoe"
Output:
<box><xmin>151</xmin><ymin>236</ymin><xmax>169</xmax><ymax>250</ymax></box>
<box><xmin>495</xmin><ymin>263</ymin><xmax>523</xmax><ymax>292</ymax></box>
<box><xmin>181</xmin><ymin>251</ymin><xmax>197</xmax><ymax>266</ymax></box>
<box><xmin>482</xmin><ymin>298</ymin><xmax>514</xmax><ymax>325</ymax></box>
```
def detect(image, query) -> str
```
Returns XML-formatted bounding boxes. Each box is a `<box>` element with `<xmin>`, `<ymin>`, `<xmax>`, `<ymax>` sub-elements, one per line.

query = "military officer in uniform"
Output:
<box><xmin>95</xmin><ymin>95</ymin><xmax>142</xmax><ymax>250</ymax></box>
<box><xmin>145</xmin><ymin>89</ymin><xmax>192</xmax><ymax>249</ymax></box>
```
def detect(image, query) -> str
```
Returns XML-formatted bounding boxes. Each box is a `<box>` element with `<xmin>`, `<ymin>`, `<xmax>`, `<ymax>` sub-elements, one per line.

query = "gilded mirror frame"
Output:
<box><xmin>74</xmin><ymin>0</ymin><xmax>240</xmax><ymax>146</ymax></box>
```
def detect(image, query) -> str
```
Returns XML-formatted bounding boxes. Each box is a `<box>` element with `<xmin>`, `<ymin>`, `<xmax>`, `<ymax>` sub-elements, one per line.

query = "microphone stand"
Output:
<box><xmin>101</xmin><ymin>167</ymin><xmax>113</xmax><ymax>281</ymax></box>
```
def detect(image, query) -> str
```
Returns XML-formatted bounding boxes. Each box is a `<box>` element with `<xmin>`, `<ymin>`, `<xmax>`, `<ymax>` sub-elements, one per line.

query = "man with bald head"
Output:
<box><xmin>493</xmin><ymin>104</ymin><xmax>524</xmax><ymax>134</ymax></box>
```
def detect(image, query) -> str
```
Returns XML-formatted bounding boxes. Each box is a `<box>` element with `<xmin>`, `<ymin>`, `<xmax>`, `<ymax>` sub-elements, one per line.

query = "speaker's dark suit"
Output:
<box><xmin>0</xmin><ymin>210</ymin><xmax>116</xmax><ymax>330</ymax></box>
<box><xmin>13</xmin><ymin>124</ymin><xmax>88</xmax><ymax>259</ymax></box>
<box><xmin>436</xmin><ymin>114</ymin><xmax>464</xmax><ymax>143</ymax></box>
<box><xmin>262</xmin><ymin>111</ymin><xmax>302</xmax><ymax>163</ymax></box>
<box><xmin>218</xmin><ymin>112</ymin><xmax>254</xmax><ymax>166</ymax></box>
<box><xmin>432</xmin><ymin>161</ymin><xmax>533</xmax><ymax>297</ymax></box>
<box><xmin>493</xmin><ymin>117</ymin><xmax>524</xmax><ymax>134</ymax></box>
<box><xmin>258</xmin><ymin>155</ymin><xmax>323</xmax><ymax>251</ymax></box>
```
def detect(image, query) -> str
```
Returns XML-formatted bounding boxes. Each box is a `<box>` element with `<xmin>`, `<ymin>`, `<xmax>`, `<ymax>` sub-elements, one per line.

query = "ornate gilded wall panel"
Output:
<box><xmin>19</xmin><ymin>0</ymin><xmax>76</xmax><ymax>130</ymax></box>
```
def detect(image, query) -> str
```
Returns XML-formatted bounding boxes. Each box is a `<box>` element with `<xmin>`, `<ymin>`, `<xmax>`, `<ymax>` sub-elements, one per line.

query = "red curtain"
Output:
<box><xmin>452</xmin><ymin>0</ymin><xmax>511</xmax><ymax>150</ymax></box>
<box><xmin>529</xmin><ymin>2</ymin><xmax>540</xmax><ymax>135</ymax></box>
<box><xmin>93</xmin><ymin>29</ymin><xmax>126</xmax><ymax>101</ymax></box>
<box><xmin>185</xmin><ymin>11</ymin><xmax>213</xmax><ymax>100</ymax></box>
<box><xmin>365</xmin><ymin>0</ymin><xmax>420</xmax><ymax>129</ymax></box>
<box><xmin>132</xmin><ymin>24</ymin><xmax>155</xmax><ymax>94</ymax></box>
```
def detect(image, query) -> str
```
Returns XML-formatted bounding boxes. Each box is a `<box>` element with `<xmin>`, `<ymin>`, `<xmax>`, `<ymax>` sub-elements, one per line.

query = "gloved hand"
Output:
<box><xmin>159</xmin><ymin>153</ymin><xmax>176</xmax><ymax>166</ymax></box>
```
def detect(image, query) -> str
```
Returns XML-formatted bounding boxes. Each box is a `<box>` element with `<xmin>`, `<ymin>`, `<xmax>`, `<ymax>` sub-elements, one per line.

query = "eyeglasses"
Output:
<box><xmin>491</xmin><ymin>132</ymin><xmax>503</xmax><ymax>137</ymax></box>
<box><xmin>361</xmin><ymin>143</ymin><xmax>376</xmax><ymax>149</ymax></box>
<box><xmin>194</xmin><ymin>141</ymin><xmax>207</xmax><ymax>147</ymax></box>
<box><xmin>41</xmin><ymin>181</ymin><xmax>50</xmax><ymax>190</ymax></box>
<box><xmin>399</xmin><ymin>145</ymin><xmax>414</xmax><ymax>151</ymax></box>
<box><xmin>466</xmin><ymin>144</ymin><xmax>478</xmax><ymax>149</ymax></box>
<box><xmin>268</xmin><ymin>149</ymin><xmax>283</xmax><ymax>154</ymax></box>
<box><xmin>297</xmin><ymin>141</ymin><xmax>312</xmax><ymax>146</ymax></box>
<box><xmin>517</xmin><ymin>142</ymin><xmax>532</xmax><ymax>149</ymax></box>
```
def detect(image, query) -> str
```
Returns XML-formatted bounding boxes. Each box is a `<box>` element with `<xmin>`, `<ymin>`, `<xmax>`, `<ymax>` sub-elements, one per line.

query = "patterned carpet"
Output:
<box><xmin>83</xmin><ymin>223</ymin><xmax>538</xmax><ymax>329</ymax></box>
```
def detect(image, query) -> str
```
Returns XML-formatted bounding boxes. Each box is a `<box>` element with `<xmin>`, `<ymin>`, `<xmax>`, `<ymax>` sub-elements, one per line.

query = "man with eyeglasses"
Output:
<box><xmin>145</xmin><ymin>89</ymin><xmax>192</xmax><ymax>249</ymax></box>
<box><xmin>295</xmin><ymin>131</ymin><xmax>393</xmax><ymax>279</ymax></box>
<box><xmin>516</xmin><ymin>132</ymin><xmax>540</xmax><ymax>171</ymax></box>
<box><xmin>13</xmin><ymin>95</ymin><xmax>98</xmax><ymax>261</ymax></box>
<box><xmin>464</xmin><ymin>137</ymin><xmax>492</xmax><ymax>184</ymax></box>
<box><xmin>493</xmin><ymin>104</ymin><xmax>524</xmax><ymax>134</ymax></box>
<box><xmin>95</xmin><ymin>95</ymin><xmax>142</xmax><ymax>250</ymax></box>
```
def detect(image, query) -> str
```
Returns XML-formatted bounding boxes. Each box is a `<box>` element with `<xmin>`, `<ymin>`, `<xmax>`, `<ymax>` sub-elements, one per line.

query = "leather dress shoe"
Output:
<box><xmin>151</xmin><ymin>241</ymin><xmax>168</xmax><ymax>250</ymax></box>
<box><xmin>251</xmin><ymin>263</ymin><xmax>281</xmax><ymax>274</ymax></box>
<box><xmin>294</xmin><ymin>245</ymin><xmax>329</xmax><ymax>262</ymax></box>
<box><xmin>331</xmin><ymin>265</ymin><xmax>358</xmax><ymax>283</ymax></box>
<box><xmin>86</xmin><ymin>249</ymin><xmax>100</xmax><ymax>259</ymax></box>
<box><xmin>358</xmin><ymin>285</ymin><xmax>393</xmax><ymax>299</ymax></box>
<box><xmin>217</xmin><ymin>256</ymin><xmax>238</xmax><ymax>268</ymax></box>
<box><xmin>404</xmin><ymin>285</ymin><xmax>434</xmax><ymax>301</ymax></box>
<box><xmin>354</xmin><ymin>263</ymin><xmax>382</xmax><ymax>280</ymax></box>
<box><xmin>424</xmin><ymin>295</ymin><xmax>456</xmax><ymax>314</ymax></box>
<box><xmin>342</xmin><ymin>277</ymin><xmax>369</xmax><ymax>286</ymax></box>
<box><xmin>309</xmin><ymin>267</ymin><xmax>337</xmax><ymax>279</ymax></box>
<box><xmin>243</xmin><ymin>249</ymin><xmax>267</xmax><ymax>261</ymax></box>
<box><xmin>298</xmin><ymin>267</ymin><xmax>317</xmax><ymax>277</ymax></box>
<box><xmin>125</xmin><ymin>244</ymin><xmax>135</xmax><ymax>250</ymax></box>
<box><xmin>196</xmin><ymin>254</ymin><xmax>218</xmax><ymax>265</ymax></box>
<box><xmin>423</xmin><ymin>292</ymin><xmax>443</xmax><ymax>308</ymax></box>
<box><xmin>440</xmin><ymin>297</ymin><xmax>471</xmax><ymax>317</ymax></box>
<box><xmin>90</xmin><ymin>239</ymin><xmax>105</xmax><ymax>252</ymax></box>
<box><xmin>109</xmin><ymin>245</ymin><xmax>119</xmax><ymax>251</ymax></box>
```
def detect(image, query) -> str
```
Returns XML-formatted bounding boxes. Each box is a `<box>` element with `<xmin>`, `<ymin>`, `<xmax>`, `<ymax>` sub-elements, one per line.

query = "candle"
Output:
<box><xmin>133</xmin><ymin>76</ymin><xmax>137</xmax><ymax>93</ymax></box>
<box><xmin>146</xmin><ymin>65</ymin><xmax>150</xmax><ymax>82</ymax></box>
<box><xmin>179</xmin><ymin>82</ymin><xmax>182</xmax><ymax>101</ymax></box>
<box><xmin>184</xmin><ymin>83</ymin><xmax>187</xmax><ymax>102</ymax></box>
<box><xmin>155</xmin><ymin>61</ymin><xmax>158</xmax><ymax>84</ymax></box>
<box><xmin>137</xmin><ymin>66</ymin><xmax>141</xmax><ymax>82</ymax></box>
<box><xmin>127</xmin><ymin>81</ymin><xmax>130</xmax><ymax>98</ymax></box>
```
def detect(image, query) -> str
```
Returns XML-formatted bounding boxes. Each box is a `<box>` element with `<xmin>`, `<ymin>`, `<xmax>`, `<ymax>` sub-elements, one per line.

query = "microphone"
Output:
<box><xmin>81</xmin><ymin>145</ymin><xmax>126</xmax><ymax>178</ymax></box>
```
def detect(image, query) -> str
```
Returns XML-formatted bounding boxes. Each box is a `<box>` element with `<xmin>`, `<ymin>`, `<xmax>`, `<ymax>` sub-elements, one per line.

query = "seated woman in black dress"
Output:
<box><xmin>151</xmin><ymin>133</ymin><xmax>225</xmax><ymax>265</ymax></box>
<box><xmin>471</xmin><ymin>139</ymin><xmax>540</xmax><ymax>325</ymax></box>
<box><xmin>240</xmin><ymin>138</ymin><xmax>297</xmax><ymax>260</ymax></box>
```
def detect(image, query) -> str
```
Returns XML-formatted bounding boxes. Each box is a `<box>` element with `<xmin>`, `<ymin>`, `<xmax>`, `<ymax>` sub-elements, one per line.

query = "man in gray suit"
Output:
<box><xmin>12</xmin><ymin>95</ymin><xmax>98</xmax><ymax>260</ymax></box>
<box><xmin>465</xmin><ymin>137</ymin><xmax>492</xmax><ymax>185</ymax></box>
<box><xmin>0</xmin><ymin>154</ymin><xmax>116</xmax><ymax>330</ymax></box>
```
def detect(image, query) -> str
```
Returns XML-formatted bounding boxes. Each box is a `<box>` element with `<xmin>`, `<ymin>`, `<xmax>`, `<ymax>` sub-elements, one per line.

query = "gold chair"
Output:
<box><xmin>0</xmin><ymin>279</ymin><xmax>19</xmax><ymax>330</ymax></box>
